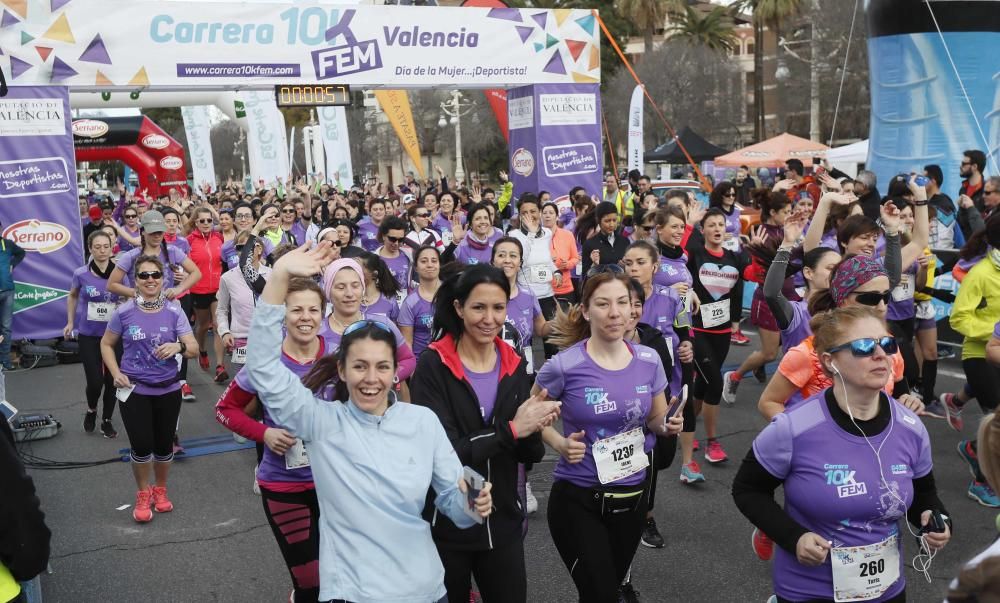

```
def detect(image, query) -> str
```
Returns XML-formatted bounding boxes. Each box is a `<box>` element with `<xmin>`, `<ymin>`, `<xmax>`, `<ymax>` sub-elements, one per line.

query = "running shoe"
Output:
<box><xmin>937</xmin><ymin>345</ymin><xmax>956</xmax><ymax>360</ymax></box>
<box><xmin>957</xmin><ymin>440</ymin><xmax>980</xmax><ymax>480</ymax></box>
<box><xmin>941</xmin><ymin>393</ymin><xmax>964</xmax><ymax>432</ymax></box>
<box><xmin>180</xmin><ymin>382</ymin><xmax>196</xmax><ymax>402</ymax></box>
<box><xmin>640</xmin><ymin>517</ymin><xmax>665</xmax><ymax>549</ymax></box>
<box><xmin>705</xmin><ymin>439</ymin><xmax>728</xmax><ymax>464</ymax></box>
<box><xmin>968</xmin><ymin>481</ymin><xmax>1000</xmax><ymax>508</ymax></box>
<box><xmin>214</xmin><ymin>364</ymin><xmax>229</xmax><ymax>383</ymax></box>
<box><xmin>921</xmin><ymin>399</ymin><xmax>947</xmax><ymax>420</ymax></box>
<box><xmin>731</xmin><ymin>330</ymin><xmax>751</xmax><ymax>346</ymax></box>
<box><xmin>525</xmin><ymin>482</ymin><xmax>538</xmax><ymax>514</ymax></box>
<box><xmin>151</xmin><ymin>485</ymin><xmax>174</xmax><ymax>513</ymax></box>
<box><xmin>752</xmin><ymin>527</ymin><xmax>774</xmax><ymax>561</ymax></box>
<box><xmin>753</xmin><ymin>366</ymin><xmax>767</xmax><ymax>383</ymax></box>
<box><xmin>680</xmin><ymin>461</ymin><xmax>706</xmax><ymax>484</ymax></box>
<box><xmin>618</xmin><ymin>582</ymin><xmax>640</xmax><ymax>603</ymax></box>
<box><xmin>198</xmin><ymin>352</ymin><xmax>210</xmax><ymax>371</ymax></box>
<box><xmin>133</xmin><ymin>489</ymin><xmax>153</xmax><ymax>523</ymax></box>
<box><xmin>83</xmin><ymin>410</ymin><xmax>97</xmax><ymax>433</ymax></box>
<box><xmin>722</xmin><ymin>371</ymin><xmax>739</xmax><ymax>405</ymax></box>
<box><xmin>100</xmin><ymin>419</ymin><xmax>117</xmax><ymax>439</ymax></box>
<box><xmin>692</xmin><ymin>438</ymin><xmax>699</xmax><ymax>451</ymax></box>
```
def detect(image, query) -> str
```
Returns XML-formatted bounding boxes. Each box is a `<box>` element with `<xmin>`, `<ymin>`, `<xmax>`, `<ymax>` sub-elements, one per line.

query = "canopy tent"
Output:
<box><xmin>645</xmin><ymin>126</ymin><xmax>729</xmax><ymax>163</ymax></box>
<box><xmin>714</xmin><ymin>133</ymin><xmax>830</xmax><ymax>168</ymax></box>
<box><xmin>826</xmin><ymin>139</ymin><xmax>869</xmax><ymax>178</ymax></box>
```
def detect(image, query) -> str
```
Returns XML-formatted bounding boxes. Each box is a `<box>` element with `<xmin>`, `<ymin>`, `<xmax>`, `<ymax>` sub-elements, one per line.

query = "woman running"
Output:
<box><xmin>509</xmin><ymin>194</ymin><xmax>559</xmax><ymax>357</ymax></box>
<box><xmin>216</xmin><ymin>276</ymin><xmax>329</xmax><ymax>603</ymax></box>
<box><xmin>410</xmin><ymin>263</ymin><xmax>560</xmax><ymax>603</ymax></box>
<box><xmin>733</xmin><ymin>305</ymin><xmax>951</xmax><ymax>603</ymax></box>
<box><xmin>404</xmin><ymin>204</ymin><xmax>443</xmax><ymax>252</ymax></box>
<box><xmin>398</xmin><ymin>246</ymin><xmax>440</xmax><ymax>361</ymax></box>
<box><xmin>542</xmin><ymin>201</ymin><xmax>580</xmax><ymax>306</ymax></box>
<box><xmin>244</xmin><ymin>243</ymin><xmax>493</xmax><ymax>603</ymax></box>
<box><xmin>491</xmin><ymin>237</ymin><xmax>552</xmax><ymax>374</ymax></box>
<box><xmin>216</xmin><ymin>232</ymin><xmax>268</xmax><ymax>382</ymax></box>
<box><xmin>537</xmin><ymin>270</ymin><xmax>682</xmax><ymax>602</ymax></box>
<box><xmin>186</xmin><ymin>206</ymin><xmax>226</xmax><ymax>381</ymax></box>
<box><xmin>356</xmin><ymin>252</ymin><xmax>401</xmax><ymax>321</ymax></box>
<box><xmin>64</xmin><ymin>231</ymin><xmax>121</xmax><ymax>438</ymax></box>
<box><xmin>375</xmin><ymin>216</ymin><xmax>412</xmax><ymax>306</ymax></box>
<box><xmin>101</xmin><ymin>255</ymin><xmax>199</xmax><ymax>523</ymax></box>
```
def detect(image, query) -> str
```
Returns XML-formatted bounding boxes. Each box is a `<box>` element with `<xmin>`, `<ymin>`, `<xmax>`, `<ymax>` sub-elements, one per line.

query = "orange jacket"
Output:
<box><xmin>549</xmin><ymin>226</ymin><xmax>579</xmax><ymax>294</ymax></box>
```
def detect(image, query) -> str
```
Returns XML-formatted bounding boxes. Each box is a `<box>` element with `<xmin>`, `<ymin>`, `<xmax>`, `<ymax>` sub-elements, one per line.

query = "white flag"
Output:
<box><xmin>317</xmin><ymin>106</ymin><xmax>355</xmax><ymax>190</ymax></box>
<box><xmin>180</xmin><ymin>106</ymin><xmax>216</xmax><ymax>193</ymax></box>
<box><xmin>627</xmin><ymin>85</ymin><xmax>644</xmax><ymax>173</ymax></box>
<box><xmin>242</xmin><ymin>91</ymin><xmax>290</xmax><ymax>187</ymax></box>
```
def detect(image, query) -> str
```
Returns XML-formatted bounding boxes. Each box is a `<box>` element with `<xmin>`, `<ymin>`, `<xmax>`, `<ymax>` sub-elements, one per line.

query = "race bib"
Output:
<box><xmin>231</xmin><ymin>344</ymin><xmax>247</xmax><ymax>365</ymax></box>
<box><xmin>396</xmin><ymin>288</ymin><xmax>408</xmax><ymax>307</ymax></box>
<box><xmin>916</xmin><ymin>300</ymin><xmax>936</xmax><ymax>320</ymax></box>
<box><xmin>891</xmin><ymin>274</ymin><xmax>915</xmax><ymax>302</ymax></box>
<box><xmin>700</xmin><ymin>299</ymin><xmax>730</xmax><ymax>328</ymax></box>
<box><xmin>523</xmin><ymin>345</ymin><xmax>535</xmax><ymax>375</ymax></box>
<box><xmin>285</xmin><ymin>438</ymin><xmax>311</xmax><ymax>470</ymax></box>
<box><xmin>831</xmin><ymin>534</ymin><xmax>900</xmax><ymax>602</ymax></box>
<box><xmin>87</xmin><ymin>302</ymin><xmax>115</xmax><ymax>323</ymax></box>
<box><xmin>528</xmin><ymin>264</ymin><xmax>552</xmax><ymax>284</ymax></box>
<box><xmin>575</xmin><ymin>262</ymin><xmax>582</xmax><ymax>276</ymax></box>
<box><xmin>722</xmin><ymin>236</ymin><xmax>740</xmax><ymax>252</ymax></box>
<box><xmin>441</xmin><ymin>230</ymin><xmax>454</xmax><ymax>246</ymax></box>
<box><xmin>592</xmin><ymin>428</ymin><xmax>649</xmax><ymax>485</ymax></box>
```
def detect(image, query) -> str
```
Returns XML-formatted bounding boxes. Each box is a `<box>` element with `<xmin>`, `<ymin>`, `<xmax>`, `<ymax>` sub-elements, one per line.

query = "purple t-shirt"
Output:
<box><xmin>454</xmin><ymin>232</ymin><xmax>501</xmax><ymax>266</ymax></box>
<box><xmin>115</xmin><ymin>245</ymin><xmax>188</xmax><ymax>289</ymax></box>
<box><xmin>380</xmin><ymin>251</ymin><xmax>412</xmax><ymax>293</ymax></box>
<box><xmin>654</xmin><ymin>253</ymin><xmax>692</xmax><ymax>289</ymax></box>
<box><xmin>502</xmin><ymin>287</ymin><xmax>542</xmax><ymax>350</ymax></box>
<box><xmin>886</xmin><ymin>262</ymin><xmax>917</xmax><ymax>321</ymax></box>
<box><xmin>752</xmin><ymin>390</ymin><xmax>932</xmax><ymax>602</ymax></box>
<box><xmin>994</xmin><ymin>320</ymin><xmax>1000</xmax><ymax>339</ymax></box>
<box><xmin>107</xmin><ymin>300</ymin><xmax>192</xmax><ymax>395</ymax></box>
<box><xmin>318</xmin><ymin>312</ymin><xmax>406</xmax><ymax>353</ymax></box>
<box><xmin>398</xmin><ymin>291</ymin><xmax>435</xmax><ymax>358</ymax></box>
<box><xmin>535</xmin><ymin>340</ymin><xmax>668</xmax><ymax>488</ymax></box>
<box><xmin>117</xmin><ymin>226</ymin><xmax>140</xmax><ymax>253</ymax></box>
<box><xmin>164</xmin><ymin>234</ymin><xmax>190</xmax><ymax>256</ymax></box>
<box><xmin>362</xmin><ymin>294</ymin><xmax>399</xmax><ymax>322</ymax></box>
<box><xmin>357</xmin><ymin>219</ymin><xmax>381</xmax><ymax>252</ymax></box>
<box><xmin>71</xmin><ymin>265</ymin><xmax>120</xmax><ymax>337</ymax></box>
<box><xmin>221</xmin><ymin>237</ymin><xmax>275</xmax><ymax>270</ymax></box>
<box><xmin>465</xmin><ymin>359</ymin><xmax>501</xmax><ymax>423</ymax></box>
<box><xmin>781</xmin><ymin>300</ymin><xmax>812</xmax><ymax>354</ymax></box>
<box><xmin>640</xmin><ymin>285</ymin><xmax>684</xmax><ymax>345</ymax></box>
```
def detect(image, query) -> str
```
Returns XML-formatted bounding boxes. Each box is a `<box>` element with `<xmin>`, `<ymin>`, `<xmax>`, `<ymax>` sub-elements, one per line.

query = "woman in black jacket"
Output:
<box><xmin>410</xmin><ymin>264</ymin><xmax>561</xmax><ymax>603</ymax></box>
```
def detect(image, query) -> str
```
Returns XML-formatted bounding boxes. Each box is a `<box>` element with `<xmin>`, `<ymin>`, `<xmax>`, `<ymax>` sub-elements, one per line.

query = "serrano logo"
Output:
<box><xmin>511</xmin><ymin>148</ymin><xmax>534</xmax><ymax>177</ymax></box>
<box><xmin>142</xmin><ymin>134</ymin><xmax>170</xmax><ymax>150</ymax></box>
<box><xmin>72</xmin><ymin>119</ymin><xmax>109</xmax><ymax>138</ymax></box>
<box><xmin>159</xmin><ymin>156</ymin><xmax>183</xmax><ymax>170</ymax></box>
<box><xmin>3</xmin><ymin>220</ymin><xmax>70</xmax><ymax>254</ymax></box>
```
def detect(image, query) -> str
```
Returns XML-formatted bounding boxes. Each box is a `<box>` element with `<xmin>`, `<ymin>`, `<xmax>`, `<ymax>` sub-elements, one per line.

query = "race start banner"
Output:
<box><xmin>0</xmin><ymin>2</ymin><xmax>601</xmax><ymax>89</ymax></box>
<box><xmin>508</xmin><ymin>83</ymin><xmax>603</xmax><ymax>200</ymax></box>
<box><xmin>0</xmin><ymin>86</ymin><xmax>84</xmax><ymax>340</ymax></box>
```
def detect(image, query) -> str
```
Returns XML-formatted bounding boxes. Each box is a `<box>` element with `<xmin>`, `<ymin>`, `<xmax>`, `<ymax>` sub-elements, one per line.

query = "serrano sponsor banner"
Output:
<box><xmin>0</xmin><ymin>2</ymin><xmax>601</xmax><ymax>89</ymax></box>
<box><xmin>508</xmin><ymin>83</ymin><xmax>602</xmax><ymax>199</ymax></box>
<box><xmin>0</xmin><ymin>87</ymin><xmax>84</xmax><ymax>340</ymax></box>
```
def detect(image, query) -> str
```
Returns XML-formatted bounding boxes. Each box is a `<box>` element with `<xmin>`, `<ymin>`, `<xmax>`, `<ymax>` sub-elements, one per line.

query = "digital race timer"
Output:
<box><xmin>273</xmin><ymin>84</ymin><xmax>351</xmax><ymax>107</ymax></box>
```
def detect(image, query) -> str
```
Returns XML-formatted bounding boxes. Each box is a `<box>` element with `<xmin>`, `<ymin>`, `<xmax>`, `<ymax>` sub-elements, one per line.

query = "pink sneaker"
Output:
<box><xmin>941</xmin><ymin>393</ymin><xmax>964</xmax><ymax>432</ymax></box>
<box><xmin>705</xmin><ymin>439</ymin><xmax>728</xmax><ymax>463</ymax></box>
<box><xmin>752</xmin><ymin>527</ymin><xmax>774</xmax><ymax>561</ymax></box>
<box><xmin>151</xmin><ymin>485</ymin><xmax>173</xmax><ymax>513</ymax></box>
<box><xmin>133</xmin><ymin>489</ymin><xmax>153</xmax><ymax>523</ymax></box>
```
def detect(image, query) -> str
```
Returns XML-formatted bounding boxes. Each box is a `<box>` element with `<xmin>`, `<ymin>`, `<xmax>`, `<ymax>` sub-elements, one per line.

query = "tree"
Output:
<box><xmin>738</xmin><ymin>0</ymin><xmax>804</xmax><ymax>139</ymax></box>
<box><xmin>667</xmin><ymin>5</ymin><xmax>739</xmax><ymax>55</ymax></box>
<box><xmin>619</xmin><ymin>0</ymin><xmax>672</xmax><ymax>55</ymax></box>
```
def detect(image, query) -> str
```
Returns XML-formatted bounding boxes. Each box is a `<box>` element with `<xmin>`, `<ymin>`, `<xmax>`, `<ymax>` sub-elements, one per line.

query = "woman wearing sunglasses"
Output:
<box><xmin>216</xmin><ymin>276</ymin><xmax>328</xmax><ymax>603</ymax></box>
<box><xmin>114</xmin><ymin>205</ymin><xmax>142</xmax><ymax>253</ymax></box>
<box><xmin>404</xmin><ymin>204</ymin><xmax>443</xmax><ymax>252</ymax></box>
<box><xmin>216</xmin><ymin>231</ymin><xmax>269</xmax><ymax>383</ymax></box>
<box><xmin>277</xmin><ymin>200</ymin><xmax>302</xmax><ymax>246</ymax></box>
<box><xmin>185</xmin><ymin>206</ymin><xmax>227</xmax><ymax>382</ymax></box>
<box><xmin>101</xmin><ymin>256</ymin><xmax>200</xmax><ymax>523</ymax></box>
<box><xmin>253</xmin><ymin>203</ymin><xmax>294</xmax><ymax>250</ymax></box>
<box><xmin>222</xmin><ymin>203</ymin><xmax>264</xmax><ymax>269</ymax></box>
<box><xmin>410</xmin><ymin>263</ymin><xmax>559</xmax><ymax>603</ymax></box>
<box><xmin>327</xmin><ymin>218</ymin><xmax>362</xmax><ymax>259</ymax></box>
<box><xmin>537</xmin><ymin>270</ymin><xmax>682</xmax><ymax>602</ymax></box>
<box><xmin>398</xmin><ymin>246</ymin><xmax>440</xmax><ymax>360</ymax></box>
<box><xmin>376</xmin><ymin>216</ymin><xmax>412</xmax><ymax>306</ymax></box>
<box><xmin>733</xmin><ymin>305</ymin><xmax>951</xmax><ymax>603</ymax></box>
<box><xmin>245</xmin><ymin>243</ymin><xmax>494</xmax><ymax>603</ymax></box>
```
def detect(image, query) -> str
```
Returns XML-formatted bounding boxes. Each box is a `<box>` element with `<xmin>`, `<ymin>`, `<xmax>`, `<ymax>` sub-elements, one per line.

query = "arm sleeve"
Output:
<box><xmin>883</xmin><ymin>233</ymin><xmax>902</xmax><ymax>289</ymax></box>
<box><xmin>763</xmin><ymin>248</ymin><xmax>795</xmax><ymax>330</ymax></box>
<box><xmin>732</xmin><ymin>447</ymin><xmax>810</xmax><ymax>555</ymax></box>
<box><xmin>906</xmin><ymin>472</ymin><xmax>949</xmax><ymax>530</ymax></box>
<box><xmin>428</xmin><ymin>413</ymin><xmax>477</xmax><ymax>529</ymax></box>
<box><xmin>959</xmin><ymin>205</ymin><xmax>985</xmax><ymax>239</ymax></box>
<box><xmin>215</xmin><ymin>278</ymin><xmax>232</xmax><ymax>336</ymax></box>
<box><xmin>395</xmin><ymin>339</ymin><xmax>416</xmax><ymax>382</ymax></box>
<box><xmin>214</xmin><ymin>378</ymin><xmax>268</xmax><ymax>442</ymax></box>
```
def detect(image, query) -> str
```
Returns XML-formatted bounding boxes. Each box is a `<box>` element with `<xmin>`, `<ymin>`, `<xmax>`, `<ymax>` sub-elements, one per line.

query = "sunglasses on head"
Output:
<box><xmin>343</xmin><ymin>319</ymin><xmax>393</xmax><ymax>337</ymax></box>
<box><xmin>827</xmin><ymin>336</ymin><xmax>898</xmax><ymax>357</ymax></box>
<box><xmin>137</xmin><ymin>271</ymin><xmax>163</xmax><ymax>281</ymax></box>
<box><xmin>851</xmin><ymin>291</ymin><xmax>891</xmax><ymax>307</ymax></box>
<box><xmin>385</xmin><ymin>235</ymin><xmax>404</xmax><ymax>243</ymax></box>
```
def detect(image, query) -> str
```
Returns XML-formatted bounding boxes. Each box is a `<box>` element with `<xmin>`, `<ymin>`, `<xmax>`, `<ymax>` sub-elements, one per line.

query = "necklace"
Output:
<box><xmin>331</xmin><ymin>312</ymin><xmax>362</xmax><ymax>333</ymax></box>
<box><xmin>135</xmin><ymin>293</ymin><xmax>166</xmax><ymax>311</ymax></box>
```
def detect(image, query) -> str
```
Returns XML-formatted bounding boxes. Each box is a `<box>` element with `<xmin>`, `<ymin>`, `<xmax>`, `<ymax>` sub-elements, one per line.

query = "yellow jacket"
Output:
<box><xmin>950</xmin><ymin>256</ymin><xmax>1000</xmax><ymax>359</ymax></box>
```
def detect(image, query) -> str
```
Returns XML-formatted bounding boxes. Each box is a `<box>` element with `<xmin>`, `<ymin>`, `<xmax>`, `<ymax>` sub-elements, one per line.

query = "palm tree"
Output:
<box><xmin>738</xmin><ymin>0</ymin><xmax>803</xmax><ymax>139</ymax></box>
<box><xmin>619</xmin><ymin>0</ymin><xmax>675</xmax><ymax>55</ymax></box>
<box><xmin>666</xmin><ymin>5</ymin><xmax>738</xmax><ymax>54</ymax></box>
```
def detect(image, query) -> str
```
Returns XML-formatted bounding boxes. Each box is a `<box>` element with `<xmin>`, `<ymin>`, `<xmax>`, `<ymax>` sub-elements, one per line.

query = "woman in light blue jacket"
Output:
<box><xmin>245</xmin><ymin>242</ymin><xmax>494</xmax><ymax>603</ymax></box>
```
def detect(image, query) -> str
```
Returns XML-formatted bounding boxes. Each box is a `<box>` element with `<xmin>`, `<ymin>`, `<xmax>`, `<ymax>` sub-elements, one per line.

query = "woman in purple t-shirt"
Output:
<box><xmin>375</xmin><ymin>216</ymin><xmax>412</xmax><ymax>307</ymax></box>
<box><xmin>357</xmin><ymin>252</ymin><xmax>401</xmax><ymax>322</ymax></box>
<box><xmin>491</xmin><ymin>237</ymin><xmax>550</xmax><ymax>374</ymax></box>
<box><xmin>100</xmin><ymin>255</ymin><xmax>199</xmax><ymax>524</ymax></box>
<box><xmin>453</xmin><ymin>203</ymin><xmax>499</xmax><ymax>266</ymax></box>
<box><xmin>537</xmin><ymin>271</ymin><xmax>681</xmax><ymax>602</ymax></box>
<box><xmin>734</xmin><ymin>306</ymin><xmax>950</xmax><ymax>603</ymax></box>
<box><xmin>398</xmin><ymin>246</ymin><xmax>440</xmax><ymax>360</ymax></box>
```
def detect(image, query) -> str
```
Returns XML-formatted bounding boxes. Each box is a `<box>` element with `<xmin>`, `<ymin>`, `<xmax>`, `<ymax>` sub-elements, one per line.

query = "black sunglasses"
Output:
<box><xmin>197</xmin><ymin>218</ymin><xmax>213</xmax><ymax>224</ymax></box>
<box><xmin>852</xmin><ymin>291</ymin><xmax>891</xmax><ymax>307</ymax></box>
<box><xmin>385</xmin><ymin>235</ymin><xmax>404</xmax><ymax>243</ymax></box>
<box><xmin>415</xmin><ymin>212</ymin><xmax>430</xmax><ymax>218</ymax></box>
<box><xmin>828</xmin><ymin>336</ymin><xmax>898</xmax><ymax>357</ymax></box>
<box><xmin>235</xmin><ymin>213</ymin><xmax>253</xmax><ymax>219</ymax></box>
<box><xmin>124</xmin><ymin>214</ymin><xmax>138</xmax><ymax>219</ymax></box>
<box><xmin>282</xmin><ymin>208</ymin><xmax>297</xmax><ymax>214</ymax></box>
<box><xmin>723</xmin><ymin>192</ymin><xmax>736</xmax><ymax>198</ymax></box>
<box><xmin>137</xmin><ymin>271</ymin><xmax>163</xmax><ymax>281</ymax></box>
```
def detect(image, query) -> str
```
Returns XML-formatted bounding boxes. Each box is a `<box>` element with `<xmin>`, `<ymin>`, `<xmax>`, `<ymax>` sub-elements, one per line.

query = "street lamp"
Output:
<box><xmin>438</xmin><ymin>90</ymin><xmax>475</xmax><ymax>185</ymax></box>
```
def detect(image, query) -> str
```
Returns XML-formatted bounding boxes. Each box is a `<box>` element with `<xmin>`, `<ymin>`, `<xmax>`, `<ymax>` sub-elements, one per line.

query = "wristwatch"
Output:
<box><xmin>178</xmin><ymin>341</ymin><xmax>187</xmax><ymax>355</ymax></box>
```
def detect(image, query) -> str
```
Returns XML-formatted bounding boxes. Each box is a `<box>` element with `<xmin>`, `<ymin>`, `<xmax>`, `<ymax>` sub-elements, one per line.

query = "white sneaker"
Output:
<box><xmin>721</xmin><ymin>371</ymin><xmax>739</xmax><ymax>406</ymax></box>
<box><xmin>525</xmin><ymin>482</ymin><xmax>538</xmax><ymax>514</ymax></box>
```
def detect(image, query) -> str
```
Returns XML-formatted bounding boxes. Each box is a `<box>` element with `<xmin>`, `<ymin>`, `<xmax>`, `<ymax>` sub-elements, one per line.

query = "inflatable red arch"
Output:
<box><xmin>72</xmin><ymin>116</ymin><xmax>188</xmax><ymax>197</ymax></box>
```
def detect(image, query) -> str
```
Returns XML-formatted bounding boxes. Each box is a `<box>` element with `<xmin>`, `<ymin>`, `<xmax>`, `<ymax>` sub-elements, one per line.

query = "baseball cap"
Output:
<box><xmin>402</xmin><ymin>193</ymin><xmax>416</xmax><ymax>205</ymax></box>
<box><xmin>88</xmin><ymin>205</ymin><xmax>103</xmax><ymax>221</ymax></box>
<box><xmin>140</xmin><ymin>210</ymin><xmax>167</xmax><ymax>233</ymax></box>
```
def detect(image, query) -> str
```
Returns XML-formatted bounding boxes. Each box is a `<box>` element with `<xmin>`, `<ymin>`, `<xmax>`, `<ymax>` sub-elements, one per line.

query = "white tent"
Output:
<box><xmin>826</xmin><ymin>139</ymin><xmax>869</xmax><ymax>177</ymax></box>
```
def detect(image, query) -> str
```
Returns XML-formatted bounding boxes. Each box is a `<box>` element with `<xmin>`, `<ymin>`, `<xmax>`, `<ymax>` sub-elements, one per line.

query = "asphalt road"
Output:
<box><xmin>9</xmin><ymin>329</ymin><xmax>996</xmax><ymax>603</ymax></box>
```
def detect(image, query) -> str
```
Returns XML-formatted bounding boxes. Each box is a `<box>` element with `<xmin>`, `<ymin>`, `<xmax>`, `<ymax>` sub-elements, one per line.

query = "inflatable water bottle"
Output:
<box><xmin>866</xmin><ymin>0</ymin><xmax>1000</xmax><ymax>189</ymax></box>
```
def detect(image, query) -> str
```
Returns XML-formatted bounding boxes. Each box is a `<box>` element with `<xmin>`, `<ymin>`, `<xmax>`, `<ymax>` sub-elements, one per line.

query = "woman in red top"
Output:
<box><xmin>187</xmin><ymin>206</ymin><xmax>227</xmax><ymax>381</ymax></box>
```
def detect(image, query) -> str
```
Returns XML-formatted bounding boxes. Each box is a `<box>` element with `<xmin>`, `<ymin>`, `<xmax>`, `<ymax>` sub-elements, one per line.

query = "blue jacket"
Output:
<box><xmin>246</xmin><ymin>302</ymin><xmax>475</xmax><ymax>603</ymax></box>
<box><xmin>0</xmin><ymin>239</ymin><xmax>25</xmax><ymax>292</ymax></box>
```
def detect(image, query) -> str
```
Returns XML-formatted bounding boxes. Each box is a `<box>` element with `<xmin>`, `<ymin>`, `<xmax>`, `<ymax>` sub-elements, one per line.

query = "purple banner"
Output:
<box><xmin>508</xmin><ymin>83</ymin><xmax>602</xmax><ymax>203</ymax></box>
<box><xmin>0</xmin><ymin>87</ymin><xmax>84</xmax><ymax>340</ymax></box>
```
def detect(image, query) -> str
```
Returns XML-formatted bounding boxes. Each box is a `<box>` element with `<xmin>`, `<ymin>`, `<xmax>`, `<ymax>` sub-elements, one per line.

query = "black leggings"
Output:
<box><xmin>80</xmin><ymin>334</ymin><xmax>118</xmax><ymax>420</ymax></box>
<box><xmin>538</xmin><ymin>295</ymin><xmax>558</xmax><ymax>360</ymax></box>
<box><xmin>438</xmin><ymin>537</ymin><xmax>526</xmax><ymax>603</ymax></box>
<box><xmin>178</xmin><ymin>294</ymin><xmax>194</xmax><ymax>380</ymax></box>
<box><xmin>547</xmin><ymin>480</ymin><xmax>647</xmax><ymax>603</ymax></box>
<box><xmin>260</xmin><ymin>486</ymin><xmax>320</xmax><ymax>603</ymax></box>
<box><xmin>118</xmin><ymin>389</ymin><xmax>182</xmax><ymax>462</ymax></box>
<box><xmin>647</xmin><ymin>436</ymin><xmax>677</xmax><ymax>511</ymax></box>
<box><xmin>963</xmin><ymin>358</ymin><xmax>1000</xmax><ymax>413</ymax></box>
<box><xmin>887</xmin><ymin>318</ymin><xmax>918</xmax><ymax>391</ymax></box>
<box><xmin>692</xmin><ymin>331</ymin><xmax>730</xmax><ymax>406</ymax></box>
